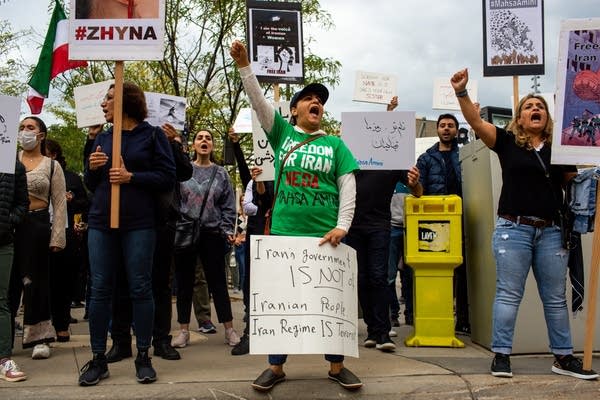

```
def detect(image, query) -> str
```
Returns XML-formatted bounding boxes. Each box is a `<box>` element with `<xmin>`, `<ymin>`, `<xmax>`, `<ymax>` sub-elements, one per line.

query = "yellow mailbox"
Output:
<box><xmin>404</xmin><ymin>195</ymin><xmax>464</xmax><ymax>347</ymax></box>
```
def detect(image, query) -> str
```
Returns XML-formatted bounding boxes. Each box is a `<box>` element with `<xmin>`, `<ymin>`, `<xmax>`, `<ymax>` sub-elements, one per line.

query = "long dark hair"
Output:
<box><xmin>44</xmin><ymin>138</ymin><xmax>67</xmax><ymax>170</ymax></box>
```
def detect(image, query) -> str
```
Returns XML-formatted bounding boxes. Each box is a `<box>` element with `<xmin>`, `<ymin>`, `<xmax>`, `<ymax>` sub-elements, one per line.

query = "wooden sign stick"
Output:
<box><xmin>583</xmin><ymin>182</ymin><xmax>600</xmax><ymax>370</ymax></box>
<box><xmin>110</xmin><ymin>61</ymin><xmax>124</xmax><ymax>228</ymax></box>
<box><xmin>512</xmin><ymin>76</ymin><xmax>519</xmax><ymax>112</ymax></box>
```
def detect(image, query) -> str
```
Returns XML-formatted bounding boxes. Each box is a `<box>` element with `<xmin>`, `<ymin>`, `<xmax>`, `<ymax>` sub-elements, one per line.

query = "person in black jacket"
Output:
<box><xmin>0</xmin><ymin>160</ymin><xmax>29</xmax><ymax>382</ymax></box>
<box><xmin>105</xmin><ymin>123</ymin><xmax>193</xmax><ymax>364</ymax></box>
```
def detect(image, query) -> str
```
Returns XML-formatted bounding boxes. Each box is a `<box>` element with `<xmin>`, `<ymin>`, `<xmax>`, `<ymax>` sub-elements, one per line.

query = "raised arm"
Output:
<box><xmin>450</xmin><ymin>68</ymin><xmax>497</xmax><ymax>148</ymax></box>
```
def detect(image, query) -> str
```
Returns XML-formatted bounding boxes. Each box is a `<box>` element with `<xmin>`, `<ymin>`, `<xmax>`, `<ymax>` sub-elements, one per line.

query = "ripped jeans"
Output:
<box><xmin>491</xmin><ymin>217</ymin><xmax>572</xmax><ymax>355</ymax></box>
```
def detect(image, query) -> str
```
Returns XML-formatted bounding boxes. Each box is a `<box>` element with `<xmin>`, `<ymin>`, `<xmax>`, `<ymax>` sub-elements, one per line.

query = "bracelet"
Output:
<box><xmin>455</xmin><ymin>89</ymin><xmax>468</xmax><ymax>98</ymax></box>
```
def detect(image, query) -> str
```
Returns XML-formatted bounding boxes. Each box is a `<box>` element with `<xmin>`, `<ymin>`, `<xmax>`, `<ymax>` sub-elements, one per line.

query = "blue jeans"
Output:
<box><xmin>88</xmin><ymin>228</ymin><xmax>156</xmax><ymax>354</ymax></box>
<box><xmin>491</xmin><ymin>217</ymin><xmax>572</xmax><ymax>355</ymax></box>
<box><xmin>234</xmin><ymin>242</ymin><xmax>246</xmax><ymax>290</ymax></box>
<box><xmin>347</xmin><ymin>227</ymin><xmax>391</xmax><ymax>337</ymax></box>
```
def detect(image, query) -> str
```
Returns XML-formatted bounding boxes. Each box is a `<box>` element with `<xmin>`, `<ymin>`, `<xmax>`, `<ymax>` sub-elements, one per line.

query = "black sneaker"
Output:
<box><xmin>328</xmin><ymin>367</ymin><xmax>363</xmax><ymax>390</ymax></box>
<box><xmin>376</xmin><ymin>334</ymin><xmax>396</xmax><ymax>352</ymax></box>
<box><xmin>552</xmin><ymin>354</ymin><xmax>599</xmax><ymax>380</ymax></box>
<box><xmin>135</xmin><ymin>350</ymin><xmax>157</xmax><ymax>384</ymax></box>
<box><xmin>363</xmin><ymin>335</ymin><xmax>377</xmax><ymax>348</ymax></box>
<box><xmin>231</xmin><ymin>334</ymin><xmax>249</xmax><ymax>356</ymax></box>
<box><xmin>78</xmin><ymin>354</ymin><xmax>109</xmax><ymax>386</ymax></box>
<box><xmin>153</xmin><ymin>340</ymin><xmax>181</xmax><ymax>360</ymax></box>
<box><xmin>106</xmin><ymin>342</ymin><xmax>132</xmax><ymax>363</ymax></box>
<box><xmin>491</xmin><ymin>353</ymin><xmax>512</xmax><ymax>378</ymax></box>
<box><xmin>251</xmin><ymin>368</ymin><xmax>286</xmax><ymax>391</ymax></box>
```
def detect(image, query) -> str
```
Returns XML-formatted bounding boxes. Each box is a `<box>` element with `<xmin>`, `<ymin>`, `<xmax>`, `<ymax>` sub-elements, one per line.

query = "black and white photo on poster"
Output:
<box><xmin>482</xmin><ymin>0</ymin><xmax>544</xmax><ymax>76</ymax></box>
<box><xmin>246</xmin><ymin>0</ymin><xmax>303</xmax><ymax>84</ymax></box>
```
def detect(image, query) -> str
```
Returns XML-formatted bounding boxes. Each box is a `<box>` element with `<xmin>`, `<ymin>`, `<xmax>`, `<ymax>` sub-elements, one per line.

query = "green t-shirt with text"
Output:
<box><xmin>268</xmin><ymin>112</ymin><xmax>358</xmax><ymax>237</ymax></box>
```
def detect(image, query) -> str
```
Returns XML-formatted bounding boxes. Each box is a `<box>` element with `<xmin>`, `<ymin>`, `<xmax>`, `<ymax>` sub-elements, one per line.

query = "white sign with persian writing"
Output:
<box><xmin>74</xmin><ymin>80</ymin><xmax>114</xmax><ymax>128</ymax></box>
<box><xmin>0</xmin><ymin>95</ymin><xmax>20</xmax><ymax>174</ymax></box>
<box><xmin>251</xmin><ymin>102</ymin><xmax>292</xmax><ymax>181</ymax></box>
<box><xmin>250</xmin><ymin>235</ymin><xmax>358</xmax><ymax>357</ymax></box>
<box><xmin>432</xmin><ymin>78</ymin><xmax>478</xmax><ymax>110</ymax></box>
<box><xmin>342</xmin><ymin>111</ymin><xmax>416</xmax><ymax>170</ymax></box>
<box><xmin>353</xmin><ymin>70</ymin><xmax>398</xmax><ymax>104</ymax></box>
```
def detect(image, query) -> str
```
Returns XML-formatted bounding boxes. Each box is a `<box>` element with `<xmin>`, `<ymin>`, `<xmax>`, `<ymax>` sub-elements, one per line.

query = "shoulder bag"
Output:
<box><xmin>174</xmin><ymin>166</ymin><xmax>218</xmax><ymax>251</ymax></box>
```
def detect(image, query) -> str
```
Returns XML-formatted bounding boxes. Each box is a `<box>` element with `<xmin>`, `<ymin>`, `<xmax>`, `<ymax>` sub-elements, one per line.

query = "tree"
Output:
<box><xmin>0</xmin><ymin>19</ymin><xmax>29</xmax><ymax>97</ymax></box>
<box><xmin>33</xmin><ymin>0</ymin><xmax>342</xmax><ymax>180</ymax></box>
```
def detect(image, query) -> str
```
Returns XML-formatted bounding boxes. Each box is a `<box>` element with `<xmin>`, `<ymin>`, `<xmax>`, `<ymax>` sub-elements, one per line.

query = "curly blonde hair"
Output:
<box><xmin>507</xmin><ymin>94</ymin><xmax>553</xmax><ymax>149</ymax></box>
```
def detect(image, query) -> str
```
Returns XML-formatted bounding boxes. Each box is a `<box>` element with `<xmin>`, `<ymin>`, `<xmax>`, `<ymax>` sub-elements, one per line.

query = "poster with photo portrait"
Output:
<box><xmin>246</xmin><ymin>0</ymin><xmax>303</xmax><ymax>84</ymax></box>
<box><xmin>144</xmin><ymin>92</ymin><xmax>186</xmax><ymax>130</ymax></box>
<box><xmin>482</xmin><ymin>0</ymin><xmax>545</xmax><ymax>76</ymax></box>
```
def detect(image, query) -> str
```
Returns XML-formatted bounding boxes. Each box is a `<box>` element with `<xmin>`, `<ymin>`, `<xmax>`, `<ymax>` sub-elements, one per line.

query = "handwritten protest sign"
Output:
<box><xmin>249</xmin><ymin>235</ymin><xmax>358</xmax><ymax>357</ymax></box>
<box><xmin>341</xmin><ymin>111</ymin><xmax>416</xmax><ymax>170</ymax></box>
<box><xmin>251</xmin><ymin>101</ymin><xmax>292</xmax><ymax>181</ymax></box>
<box><xmin>144</xmin><ymin>92</ymin><xmax>186</xmax><ymax>130</ymax></box>
<box><xmin>353</xmin><ymin>70</ymin><xmax>397</xmax><ymax>105</ymax></box>
<box><xmin>432</xmin><ymin>78</ymin><xmax>478</xmax><ymax>111</ymax></box>
<box><xmin>0</xmin><ymin>95</ymin><xmax>20</xmax><ymax>174</ymax></box>
<box><xmin>68</xmin><ymin>0</ymin><xmax>166</xmax><ymax>61</ymax></box>
<box><xmin>233</xmin><ymin>107</ymin><xmax>253</xmax><ymax>133</ymax></box>
<box><xmin>74</xmin><ymin>80</ymin><xmax>114</xmax><ymax>128</ymax></box>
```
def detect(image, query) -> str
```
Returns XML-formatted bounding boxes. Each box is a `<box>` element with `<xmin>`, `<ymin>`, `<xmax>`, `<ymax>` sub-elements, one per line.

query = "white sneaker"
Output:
<box><xmin>389</xmin><ymin>329</ymin><xmax>398</xmax><ymax>337</ymax></box>
<box><xmin>171</xmin><ymin>330</ymin><xmax>190</xmax><ymax>348</ymax></box>
<box><xmin>225</xmin><ymin>328</ymin><xmax>241</xmax><ymax>346</ymax></box>
<box><xmin>0</xmin><ymin>358</ymin><xmax>27</xmax><ymax>382</ymax></box>
<box><xmin>31</xmin><ymin>344</ymin><xmax>50</xmax><ymax>359</ymax></box>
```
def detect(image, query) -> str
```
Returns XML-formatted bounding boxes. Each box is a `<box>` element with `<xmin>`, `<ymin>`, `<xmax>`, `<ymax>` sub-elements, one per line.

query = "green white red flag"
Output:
<box><xmin>27</xmin><ymin>0</ymin><xmax>87</xmax><ymax>114</ymax></box>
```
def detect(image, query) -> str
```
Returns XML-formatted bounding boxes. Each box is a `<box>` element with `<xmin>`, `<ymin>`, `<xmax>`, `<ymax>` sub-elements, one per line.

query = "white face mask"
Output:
<box><xmin>18</xmin><ymin>129</ymin><xmax>39</xmax><ymax>151</ymax></box>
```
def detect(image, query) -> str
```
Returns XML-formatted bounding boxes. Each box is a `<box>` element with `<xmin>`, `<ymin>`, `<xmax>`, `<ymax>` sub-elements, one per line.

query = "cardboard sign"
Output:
<box><xmin>249</xmin><ymin>235</ymin><xmax>358</xmax><ymax>357</ymax></box>
<box><xmin>69</xmin><ymin>0</ymin><xmax>166</xmax><ymax>61</ymax></box>
<box><xmin>341</xmin><ymin>111</ymin><xmax>416</xmax><ymax>170</ymax></box>
<box><xmin>251</xmin><ymin>101</ymin><xmax>292</xmax><ymax>181</ymax></box>
<box><xmin>0</xmin><ymin>95</ymin><xmax>20</xmax><ymax>174</ymax></box>
<box><xmin>144</xmin><ymin>92</ymin><xmax>186</xmax><ymax>130</ymax></box>
<box><xmin>552</xmin><ymin>19</ymin><xmax>600</xmax><ymax>165</ymax></box>
<box><xmin>352</xmin><ymin>70</ymin><xmax>397</xmax><ymax>105</ymax></box>
<box><xmin>74</xmin><ymin>80</ymin><xmax>114</xmax><ymax>128</ymax></box>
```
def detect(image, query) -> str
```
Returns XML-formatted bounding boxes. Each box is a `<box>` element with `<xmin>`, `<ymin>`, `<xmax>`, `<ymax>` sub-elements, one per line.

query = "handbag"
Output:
<box><xmin>263</xmin><ymin>133</ymin><xmax>324</xmax><ymax>235</ymax></box>
<box><xmin>533</xmin><ymin>150</ymin><xmax>576</xmax><ymax>249</ymax></box>
<box><xmin>174</xmin><ymin>166</ymin><xmax>218</xmax><ymax>251</ymax></box>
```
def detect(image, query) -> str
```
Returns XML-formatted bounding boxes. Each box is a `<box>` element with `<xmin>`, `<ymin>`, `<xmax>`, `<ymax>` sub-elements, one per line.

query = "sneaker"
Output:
<box><xmin>106</xmin><ymin>342</ymin><xmax>132</xmax><ymax>363</ymax></box>
<box><xmin>171</xmin><ymin>330</ymin><xmax>190</xmax><ymax>348</ymax></box>
<box><xmin>0</xmin><ymin>358</ymin><xmax>27</xmax><ymax>382</ymax></box>
<box><xmin>225</xmin><ymin>327</ymin><xmax>241</xmax><ymax>346</ymax></box>
<box><xmin>376</xmin><ymin>334</ymin><xmax>396</xmax><ymax>352</ymax></box>
<box><xmin>198</xmin><ymin>320</ymin><xmax>217</xmax><ymax>334</ymax></box>
<box><xmin>364</xmin><ymin>335</ymin><xmax>377</xmax><ymax>348</ymax></box>
<box><xmin>251</xmin><ymin>368</ymin><xmax>286</xmax><ymax>391</ymax></box>
<box><xmin>231</xmin><ymin>334</ymin><xmax>250</xmax><ymax>356</ymax></box>
<box><xmin>490</xmin><ymin>353</ymin><xmax>512</xmax><ymax>378</ymax></box>
<box><xmin>78</xmin><ymin>354</ymin><xmax>109</xmax><ymax>386</ymax></box>
<box><xmin>328</xmin><ymin>367</ymin><xmax>363</xmax><ymax>390</ymax></box>
<box><xmin>389</xmin><ymin>329</ymin><xmax>398</xmax><ymax>337</ymax></box>
<box><xmin>552</xmin><ymin>354</ymin><xmax>599</xmax><ymax>380</ymax></box>
<box><xmin>31</xmin><ymin>344</ymin><xmax>51</xmax><ymax>359</ymax></box>
<box><xmin>135</xmin><ymin>350</ymin><xmax>157</xmax><ymax>384</ymax></box>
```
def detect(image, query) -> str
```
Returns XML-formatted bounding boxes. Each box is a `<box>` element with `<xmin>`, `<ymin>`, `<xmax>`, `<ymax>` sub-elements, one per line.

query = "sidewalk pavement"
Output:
<box><xmin>3</xmin><ymin>292</ymin><xmax>600</xmax><ymax>400</ymax></box>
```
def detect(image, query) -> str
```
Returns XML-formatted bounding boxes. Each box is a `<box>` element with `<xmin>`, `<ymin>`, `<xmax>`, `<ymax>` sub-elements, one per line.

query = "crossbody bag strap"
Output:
<box><xmin>269</xmin><ymin>133</ymin><xmax>325</xmax><ymax>214</ymax></box>
<box><xmin>198</xmin><ymin>166</ymin><xmax>218</xmax><ymax>221</ymax></box>
<box><xmin>533</xmin><ymin>149</ymin><xmax>564</xmax><ymax>213</ymax></box>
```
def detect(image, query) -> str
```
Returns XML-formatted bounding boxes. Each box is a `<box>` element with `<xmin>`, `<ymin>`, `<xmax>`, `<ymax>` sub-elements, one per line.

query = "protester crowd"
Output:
<box><xmin>0</xmin><ymin>43</ymin><xmax>597</xmax><ymax>389</ymax></box>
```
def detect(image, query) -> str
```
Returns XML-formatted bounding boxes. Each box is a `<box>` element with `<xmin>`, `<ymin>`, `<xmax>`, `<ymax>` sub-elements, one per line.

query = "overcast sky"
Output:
<box><xmin>2</xmin><ymin>0</ymin><xmax>598</xmax><ymax>122</ymax></box>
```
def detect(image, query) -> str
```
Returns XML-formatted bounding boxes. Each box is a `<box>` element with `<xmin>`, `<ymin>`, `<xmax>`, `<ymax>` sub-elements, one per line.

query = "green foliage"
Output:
<box><xmin>27</xmin><ymin>0</ymin><xmax>342</xmax><ymax>181</ymax></box>
<box><xmin>0</xmin><ymin>20</ymin><xmax>29</xmax><ymax>96</ymax></box>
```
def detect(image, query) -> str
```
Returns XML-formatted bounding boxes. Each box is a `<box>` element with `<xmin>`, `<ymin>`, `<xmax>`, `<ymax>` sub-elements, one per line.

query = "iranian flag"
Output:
<box><xmin>27</xmin><ymin>0</ymin><xmax>87</xmax><ymax>114</ymax></box>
